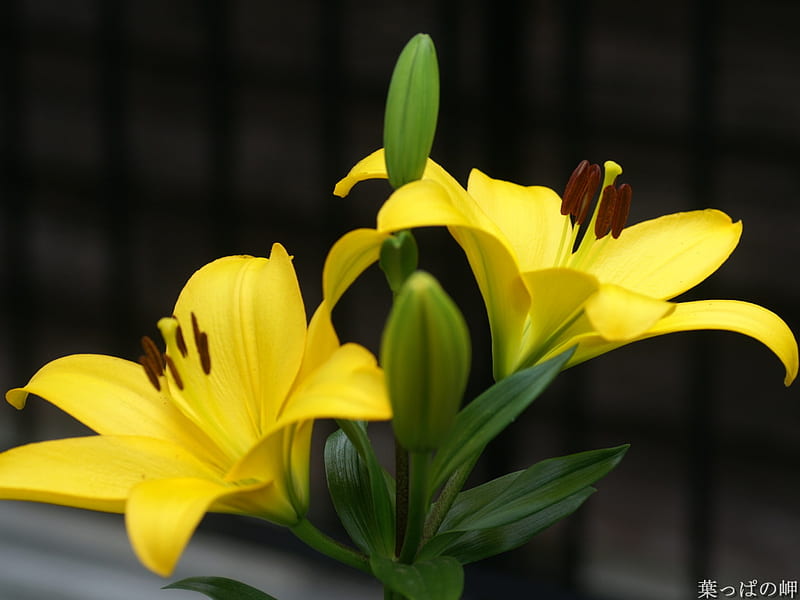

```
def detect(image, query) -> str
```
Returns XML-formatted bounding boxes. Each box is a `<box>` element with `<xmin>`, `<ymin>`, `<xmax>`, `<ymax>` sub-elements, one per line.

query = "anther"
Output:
<box><xmin>561</xmin><ymin>160</ymin><xmax>590</xmax><ymax>216</ymax></box>
<box><xmin>190</xmin><ymin>312</ymin><xmax>211</xmax><ymax>374</ymax></box>
<box><xmin>574</xmin><ymin>163</ymin><xmax>601</xmax><ymax>225</ymax></box>
<box><xmin>197</xmin><ymin>331</ymin><xmax>211</xmax><ymax>375</ymax></box>
<box><xmin>140</xmin><ymin>336</ymin><xmax>165</xmax><ymax>375</ymax></box>
<box><xmin>594</xmin><ymin>185</ymin><xmax>617</xmax><ymax>239</ymax></box>
<box><xmin>138</xmin><ymin>355</ymin><xmax>162</xmax><ymax>391</ymax></box>
<box><xmin>611</xmin><ymin>183</ymin><xmax>632</xmax><ymax>238</ymax></box>
<box><xmin>175</xmin><ymin>325</ymin><xmax>188</xmax><ymax>357</ymax></box>
<box><xmin>164</xmin><ymin>354</ymin><xmax>184</xmax><ymax>390</ymax></box>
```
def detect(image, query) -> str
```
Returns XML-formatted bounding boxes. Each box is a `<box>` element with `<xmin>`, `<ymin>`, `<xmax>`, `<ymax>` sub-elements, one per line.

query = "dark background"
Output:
<box><xmin>1</xmin><ymin>1</ymin><xmax>798</xmax><ymax>599</ymax></box>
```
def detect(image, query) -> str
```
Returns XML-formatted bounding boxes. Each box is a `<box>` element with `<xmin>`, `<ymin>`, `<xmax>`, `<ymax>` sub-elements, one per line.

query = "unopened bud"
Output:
<box><xmin>381</xmin><ymin>271</ymin><xmax>470</xmax><ymax>451</ymax></box>
<box><xmin>383</xmin><ymin>33</ymin><xmax>440</xmax><ymax>189</ymax></box>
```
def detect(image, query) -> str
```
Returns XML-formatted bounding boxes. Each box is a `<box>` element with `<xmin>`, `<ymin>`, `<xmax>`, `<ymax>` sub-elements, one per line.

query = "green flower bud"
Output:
<box><xmin>379</xmin><ymin>230</ymin><xmax>419</xmax><ymax>294</ymax></box>
<box><xmin>381</xmin><ymin>271</ymin><xmax>471</xmax><ymax>451</ymax></box>
<box><xmin>383</xmin><ymin>33</ymin><xmax>440</xmax><ymax>190</ymax></box>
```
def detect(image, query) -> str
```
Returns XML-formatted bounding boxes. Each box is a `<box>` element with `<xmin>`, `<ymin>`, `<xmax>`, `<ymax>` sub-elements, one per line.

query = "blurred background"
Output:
<box><xmin>1</xmin><ymin>1</ymin><xmax>798</xmax><ymax>599</ymax></box>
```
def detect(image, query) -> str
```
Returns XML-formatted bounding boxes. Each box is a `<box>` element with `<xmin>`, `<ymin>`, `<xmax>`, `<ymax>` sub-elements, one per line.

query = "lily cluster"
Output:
<box><xmin>0</xmin><ymin>33</ymin><xmax>796</xmax><ymax>600</ymax></box>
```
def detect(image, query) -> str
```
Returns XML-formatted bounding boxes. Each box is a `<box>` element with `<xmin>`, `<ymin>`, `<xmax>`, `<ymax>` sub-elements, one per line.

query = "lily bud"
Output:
<box><xmin>381</xmin><ymin>271</ymin><xmax>470</xmax><ymax>451</ymax></box>
<box><xmin>383</xmin><ymin>33</ymin><xmax>440</xmax><ymax>190</ymax></box>
<box><xmin>379</xmin><ymin>230</ymin><xmax>419</xmax><ymax>294</ymax></box>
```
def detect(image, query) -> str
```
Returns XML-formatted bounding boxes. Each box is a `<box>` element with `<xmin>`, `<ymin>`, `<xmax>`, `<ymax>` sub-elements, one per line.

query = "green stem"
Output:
<box><xmin>423</xmin><ymin>453</ymin><xmax>480</xmax><ymax>541</ymax></box>
<box><xmin>290</xmin><ymin>518</ymin><xmax>371</xmax><ymax>574</ymax></box>
<box><xmin>394</xmin><ymin>439</ymin><xmax>409</xmax><ymax>557</ymax></box>
<box><xmin>398</xmin><ymin>451</ymin><xmax>431</xmax><ymax>563</ymax></box>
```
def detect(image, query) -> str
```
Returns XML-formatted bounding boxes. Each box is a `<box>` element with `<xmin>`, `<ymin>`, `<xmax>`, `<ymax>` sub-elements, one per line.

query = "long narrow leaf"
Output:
<box><xmin>430</xmin><ymin>348</ymin><xmax>574</xmax><ymax>490</ymax></box>
<box><xmin>443</xmin><ymin>445</ymin><xmax>629</xmax><ymax>532</ymax></box>
<box><xmin>164</xmin><ymin>577</ymin><xmax>279</xmax><ymax>600</ymax></box>
<box><xmin>325</xmin><ymin>428</ymin><xmax>395</xmax><ymax>557</ymax></box>
<box><xmin>420</xmin><ymin>488</ymin><xmax>596</xmax><ymax>564</ymax></box>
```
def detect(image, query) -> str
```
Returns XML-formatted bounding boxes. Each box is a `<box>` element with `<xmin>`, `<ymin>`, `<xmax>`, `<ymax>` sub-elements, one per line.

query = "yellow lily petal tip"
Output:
<box><xmin>5</xmin><ymin>387</ymin><xmax>29</xmax><ymax>410</ymax></box>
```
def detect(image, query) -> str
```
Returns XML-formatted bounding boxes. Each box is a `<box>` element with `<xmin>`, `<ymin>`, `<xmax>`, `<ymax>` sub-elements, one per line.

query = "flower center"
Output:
<box><xmin>555</xmin><ymin>159</ymin><xmax>632</xmax><ymax>270</ymax></box>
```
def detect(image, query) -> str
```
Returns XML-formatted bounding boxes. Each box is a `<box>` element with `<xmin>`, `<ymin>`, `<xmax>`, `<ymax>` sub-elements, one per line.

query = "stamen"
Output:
<box><xmin>190</xmin><ymin>312</ymin><xmax>212</xmax><ymax>374</ymax></box>
<box><xmin>138</xmin><ymin>355</ymin><xmax>162</xmax><ymax>391</ymax></box>
<box><xmin>561</xmin><ymin>160</ymin><xmax>590</xmax><ymax>216</ymax></box>
<box><xmin>574</xmin><ymin>163</ymin><xmax>601</xmax><ymax>225</ymax></box>
<box><xmin>197</xmin><ymin>331</ymin><xmax>211</xmax><ymax>375</ymax></box>
<box><xmin>611</xmin><ymin>183</ymin><xmax>632</xmax><ymax>238</ymax></box>
<box><xmin>175</xmin><ymin>325</ymin><xmax>188</xmax><ymax>358</ymax></box>
<box><xmin>594</xmin><ymin>185</ymin><xmax>617</xmax><ymax>239</ymax></box>
<box><xmin>164</xmin><ymin>354</ymin><xmax>184</xmax><ymax>390</ymax></box>
<box><xmin>140</xmin><ymin>336</ymin><xmax>165</xmax><ymax>375</ymax></box>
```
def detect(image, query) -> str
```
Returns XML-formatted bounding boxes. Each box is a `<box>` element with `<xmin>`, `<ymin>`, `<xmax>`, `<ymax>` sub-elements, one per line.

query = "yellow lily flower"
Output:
<box><xmin>329</xmin><ymin>149</ymin><xmax>798</xmax><ymax>384</ymax></box>
<box><xmin>0</xmin><ymin>243</ymin><xmax>390</xmax><ymax>576</ymax></box>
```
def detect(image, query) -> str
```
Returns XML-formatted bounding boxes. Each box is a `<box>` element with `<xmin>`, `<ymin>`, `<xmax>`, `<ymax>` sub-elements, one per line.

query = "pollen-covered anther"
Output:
<box><xmin>164</xmin><ymin>354</ymin><xmax>184</xmax><ymax>390</ymax></box>
<box><xmin>139</xmin><ymin>336</ymin><xmax>165</xmax><ymax>391</ymax></box>
<box><xmin>595</xmin><ymin>183</ymin><xmax>633</xmax><ymax>239</ymax></box>
<box><xmin>561</xmin><ymin>160</ymin><xmax>601</xmax><ymax>224</ymax></box>
<box><xmin>190</xmin><ymin>312</ymin><xmax>212</xmax><ymax>374</ymax></box>
<box><xmin>175</xmin><ymin>324</ymin><xmax>188</xmax><ymax>357</ymax></box>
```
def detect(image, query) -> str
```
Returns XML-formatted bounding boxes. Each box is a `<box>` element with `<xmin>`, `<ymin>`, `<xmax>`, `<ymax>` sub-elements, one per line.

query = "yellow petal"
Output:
<box><xmin>648</xmin><ymin>300</ymin><xmax>798</xmax><ymax>385</ymax></box>
<box><xmin>585</xmin><ymin>284</ymin><xmax>675</xmax><ymax>341</ymax></box>
<box><xmin>587</xmin><ymin>209</ymin><xmax>742</xmax><ymax>299</ymax></box>
<box><xmin>515</xmin><ymin>268</ymin><xmax>600</xmax><ymax>371</ymax></box>
<box><xmin>567</xmin><ymin>299</ymin><xmax>798</xmax><ymax>386</ymax></box>
<box><xmin>466</xmin><ymin>170</ymin><xmax>567</xmax><ymax>271</ymax></box>
<box><xmin>0</xmin><ymin>435</ymin><xmax>220</xmax><ymax>513</ymax></box>
<box><xmin>280</xmin><ymin>343</ymin><xmax>391</xmax><ymax>424</ymax></box>
<box><xmin>5</xmin><ymin>355</ymin><xmax>219</xmax><ymax>466</ymax></box>
<box><xmin>323</xmin><ymin>228</ymin><xmax>390</xmax><ymax>308</ymax></box>
<box><xmin>333</xmin><ymin>148</ymin><xmax>389</xmax><ymax>197</ymax></box>
<box><xmin>126</xmin><ymin>476</ymin><xmax>273</xmax><ymax>577</ymax></box>
<box><xmin>170</xmin><ymin>244</ymin><xmax>307</xmax><ymax>441</ymax></box>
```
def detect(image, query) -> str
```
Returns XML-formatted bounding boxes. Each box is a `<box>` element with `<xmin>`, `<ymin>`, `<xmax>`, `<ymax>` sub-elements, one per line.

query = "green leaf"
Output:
<box><xmin>443</xmin><ymin>444</ymin><xmax>629</xmax><ymax>531</ymax></box>
<box><xmin>430</xmin><ymin>348</ymin><xmax>573</xmax><ymax>490</ymax></box>
<box><xmin>370</xmin><ymin>556</ymin><xmax>464</xmax><ymax>600</ymax></box>
<box><xmin>325</xmin><ymin>427</ymin><xmax>395</xmax><ymax>557</ymax></box>
<box><xmin>163</xmin><ymin>577</ymin><xmax>279</xmax><ymax>600</ymax></box>
<box><xmin>420</xmin><ymin>488</ymin><xmax>595</xmax><ymax>564</ymax></box>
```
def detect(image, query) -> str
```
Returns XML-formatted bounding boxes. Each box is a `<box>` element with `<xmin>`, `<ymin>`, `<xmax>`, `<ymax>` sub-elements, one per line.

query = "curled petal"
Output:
<box><xmin>323</xmin><ymin>228</ymin><xmax>390</xmax><ymax>308</ymax></box>
<box><xmin>648</xmin><ymin>299</ymin><xmax>798</xmax><ymax>386</ymax></box>
<box><xmin>126</xmin><ymin>476</ymin><xmax>273</xmax><ymax>577</ymax></box>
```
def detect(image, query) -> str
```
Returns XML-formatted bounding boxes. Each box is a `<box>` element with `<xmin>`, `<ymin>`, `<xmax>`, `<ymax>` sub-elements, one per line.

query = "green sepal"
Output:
<box><xmin>163</xmin><ymin>577</ymin><xmax>279</xmax><ymax>600</ymax></box>
<box><xmin>429</xmin><ymin>348</ymin><xmax>574</xmax><ymax>491</ymax></box>
<box><xmin>370</xmin><ymin>556</ymin><xmax>464</xmax><ymax>600</ymax></box>
<box><xmin>380</xmin><ymin>230</ymin><xmax>419</xmax><ymax>294</ymax></box>
<box><xmin>383</xmin><ymin>33</ymin><xmax>439</xmax><ymax>189</ymax></box>
<box><xmin>325</xmin><ymin>425</ymin><xmax>395</xmax><ymax>557</ymax></box>
<box><xmin>418</xmin><ymin>488</ymin><xmax>595</xmax><ymax>564</ymax></box>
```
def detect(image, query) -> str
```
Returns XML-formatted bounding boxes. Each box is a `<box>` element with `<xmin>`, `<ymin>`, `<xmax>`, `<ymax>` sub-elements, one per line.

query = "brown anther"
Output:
<box><xmin>164</xmin><ymin>354</ymin><xmax>184</xmax><ymax>390</ymax></box>
<box><xmin>175</xmin><ymin>325</ymin><xmax>188</xmax><ymax>357</ymax></box>
<box><xmin>189</xmin><ymin>312</ymin><xmax>211</xmax><ymax>374</ymax></box>
<box><xmin>594</xmin><ymin>185</ymin><xmax>617</xmax><ymax>239</ymax></box>
<box><xmin>197</xmin><ymin>331</ymin><xmax>211</xmax><ymax>375</ymax></box>
<box><xmin>561</xmin><ymin>160</ymin><xmax>590</xmax><ymax>216</ymax></box>
<box><xmin>611</xmin><ymin>183</ymin><xmax>632</xmax><ymax>238</ymax></box>
<box><xmin>140</xmin><ymin>336</ymin><xmax>165</xmax><ymax>375</ymax></box>
<box><xmin>138</xmin><ymin>355</ymin><xmax>162</xmax><ymax>391</ymax></box>
<box><xmin>574</xmin><ymin>163</ymin><xmax>601</xmax><ymax>225</ymax></box>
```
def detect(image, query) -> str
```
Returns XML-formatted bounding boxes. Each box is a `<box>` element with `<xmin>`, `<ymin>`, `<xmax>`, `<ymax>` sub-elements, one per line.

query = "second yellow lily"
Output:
<box><xmin>329</xmin><ymin>149</ymin><xmax>797</xmax><ymax>385</ymax></box>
